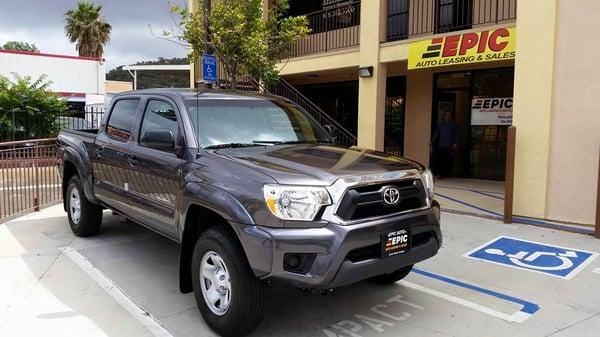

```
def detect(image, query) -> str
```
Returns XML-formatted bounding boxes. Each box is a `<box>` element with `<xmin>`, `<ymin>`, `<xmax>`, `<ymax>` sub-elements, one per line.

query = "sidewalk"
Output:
<box><xmin>1</xmin><ymin>205</ymin><xmax>600</xmax><ymax>337</ymax></box>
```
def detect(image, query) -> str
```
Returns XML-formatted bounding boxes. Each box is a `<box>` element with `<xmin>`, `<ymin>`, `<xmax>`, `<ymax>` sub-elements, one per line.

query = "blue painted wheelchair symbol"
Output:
<box><xmin>464</xmin><ymin>236</ymin><xmax>598</xmax><ymax>279</ymax></box>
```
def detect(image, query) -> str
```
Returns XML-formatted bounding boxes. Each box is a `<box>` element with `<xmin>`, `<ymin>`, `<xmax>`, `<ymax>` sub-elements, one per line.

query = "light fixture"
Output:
<box><xmin>358</xmin><ymin>66</ymin><xmax>373</xmax><ymax>78</ymax></box>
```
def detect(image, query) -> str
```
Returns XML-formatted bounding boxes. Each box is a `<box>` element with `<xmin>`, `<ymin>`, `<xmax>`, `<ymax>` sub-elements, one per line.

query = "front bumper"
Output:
<box><xmin>234</xmin><ymin>206</ymin><xmax>441</xmax><ymax>289</ymax></box>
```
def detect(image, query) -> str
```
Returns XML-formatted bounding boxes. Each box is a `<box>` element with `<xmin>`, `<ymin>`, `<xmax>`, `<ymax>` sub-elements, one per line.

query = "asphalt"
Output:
<box><xmin>1</xmin><ymin>205</ymin><xmax>600</xmax><ymax>337</ymax></box>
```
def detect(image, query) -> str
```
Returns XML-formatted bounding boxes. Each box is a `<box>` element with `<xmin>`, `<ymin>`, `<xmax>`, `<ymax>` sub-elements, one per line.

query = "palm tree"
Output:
<box><xmin>64</xmin><ymin>1</ymin><xmax>112</xmax><ymax>58</ymax></box>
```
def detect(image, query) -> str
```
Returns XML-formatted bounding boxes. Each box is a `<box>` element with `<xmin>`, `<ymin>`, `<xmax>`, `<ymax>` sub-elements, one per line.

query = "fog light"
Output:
<box><xmin>285</xmin><ymin>254</ymin><xmax>301</xmax><ymax>269</ymax></box>
<box><xmin>284</xmin><ymin>253</ymin><xmax>316</xmax><ymax>274</ymax></box>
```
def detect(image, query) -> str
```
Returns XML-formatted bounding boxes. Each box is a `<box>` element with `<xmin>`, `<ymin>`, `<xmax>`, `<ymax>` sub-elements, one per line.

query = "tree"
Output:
<box><xmin>2</xmin><ymin>41</ymin><xmax>40</xmax><ymax>53</ymax></box>
<box><xmin>64</xmin><ymin>1</ymin><xmax>112</xmax><ymax>58</ymax></box>
<box><xmin>0</xmin><ymin>74</ymin><xmax>67</xmax><ymax>141</ymax></box>
<box><xmin>166</xmin><ymin>0</ymin><xmax>309</xmax><ymax>88</ymax></box>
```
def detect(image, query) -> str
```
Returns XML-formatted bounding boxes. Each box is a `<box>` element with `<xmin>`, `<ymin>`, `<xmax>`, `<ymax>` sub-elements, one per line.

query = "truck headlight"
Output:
<box><xmin>421</xmin><ymin>169</ymin><xmax>435</xmax><ymax>199</ymax></box>
<box><xmin>263</xmin><ymin>184</ymin><xmax>331</xmax><ymax>221</ymax></box>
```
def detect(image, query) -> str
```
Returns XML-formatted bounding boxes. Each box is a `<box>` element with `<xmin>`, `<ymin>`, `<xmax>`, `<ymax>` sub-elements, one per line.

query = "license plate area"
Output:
<box><xmin>381</xmin><ymin>229</ymin><xmax>410</xmax><ymax>258</ymax></box>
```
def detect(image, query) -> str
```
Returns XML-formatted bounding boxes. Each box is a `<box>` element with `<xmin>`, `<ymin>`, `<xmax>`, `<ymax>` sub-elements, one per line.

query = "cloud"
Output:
<box><xmin>0</xmin><ymin>0</ymin><xmax>188</xmax><ymax>71</ymax></box>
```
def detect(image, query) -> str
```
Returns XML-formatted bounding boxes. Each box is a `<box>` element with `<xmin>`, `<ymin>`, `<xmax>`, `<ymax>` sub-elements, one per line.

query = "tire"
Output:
<box><xmin>66</xmin><ymin>175</ymin><xmax>102</xmax><ymax>237</ymax></box>
<box><xmin>368</xmin><ymin>264</ymin><xmax>414</xmax><ymax>284</ymax></box>
<box><xmin>191</xmin><ymin>227</ymin><xmax>267</xmax><ymax>337</ymax></box>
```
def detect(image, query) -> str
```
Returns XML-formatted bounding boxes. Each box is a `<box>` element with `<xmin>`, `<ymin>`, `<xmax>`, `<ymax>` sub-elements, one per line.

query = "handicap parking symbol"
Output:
<box><xmin>464</xmin><ymin>236</ymin><xmax>598</xmax><ymax>279</ymax></box>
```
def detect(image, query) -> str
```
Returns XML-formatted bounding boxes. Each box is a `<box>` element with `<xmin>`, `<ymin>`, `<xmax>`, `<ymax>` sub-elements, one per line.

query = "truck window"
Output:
<box><xmin>139</xmin><ymin>100</ymin><xmax>179</xmax><ymax>145</ymax></box>
<box><xmin>106</xmin><ymin>99</ymin><xmax>140</xmax><ymax>141</ymax></box>
<box><xmin>184</xmin><ymin>99</ymin><xmax>330</xmax><ymax>148</ymax></box>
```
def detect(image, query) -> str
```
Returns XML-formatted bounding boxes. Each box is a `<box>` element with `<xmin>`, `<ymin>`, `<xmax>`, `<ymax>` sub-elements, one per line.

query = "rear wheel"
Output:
<box><xmin>191</xmin><ymin>227</ymin><xmax>266</xmax><ymax>337</ymax></box>
<box><xmin>368</xmin><ymin>265</ymin><xmax>414</xmax><ymax>284</ymax></box>
<box><xmin>66</xmin><ymin>175</ymin><xmax>102</xmax><ymax>237</ymax></box>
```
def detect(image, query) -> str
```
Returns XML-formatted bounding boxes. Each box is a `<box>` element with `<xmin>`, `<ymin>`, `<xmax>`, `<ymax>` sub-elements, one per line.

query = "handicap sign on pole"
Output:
<box><xmin>463</xmin><ymin>236</ymin><xmax>598</xmax><ymax>279</ymax></box>
<box><xmin>202</xmin><ymin>54</ymin><xmax>217</xmax><ymax>83</ymax></box>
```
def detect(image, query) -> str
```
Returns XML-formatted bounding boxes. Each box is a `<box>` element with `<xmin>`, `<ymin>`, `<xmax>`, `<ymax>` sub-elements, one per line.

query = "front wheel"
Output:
<box><xmin>66</xmin><ymin>175</ymin><xmax>102</xmax><ymax>237</ymax></box>
<box><xmin>191</xmin><ymin>227</ymin><xmax>267</xmax><ymax>337</ymax></box>
<box><xmin>368</xmin><ymin>265</ymin><xmax>414</xmax><ymax>284</ymax></box>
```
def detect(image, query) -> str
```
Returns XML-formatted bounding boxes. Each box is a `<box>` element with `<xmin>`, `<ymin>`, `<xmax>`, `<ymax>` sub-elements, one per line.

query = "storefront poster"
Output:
<box><xmin>471</xmin><ymin>97</ymin><xmax>513</xmax><ymax>125</ymax></box>
<box><xmin>408</xmin><ymin>27</ymin><xmax>515</xmax><ymax>70</ymax></box>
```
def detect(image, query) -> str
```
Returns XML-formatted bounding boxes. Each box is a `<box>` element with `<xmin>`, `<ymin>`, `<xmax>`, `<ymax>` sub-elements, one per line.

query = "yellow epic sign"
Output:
<box><xmin>408</xmin><ymin>27</ymin><xmax>516</xmax><ymax>70</ymax></box>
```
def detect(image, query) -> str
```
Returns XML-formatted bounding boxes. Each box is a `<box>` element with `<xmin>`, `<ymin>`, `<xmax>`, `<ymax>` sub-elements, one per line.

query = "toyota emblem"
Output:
<box><xmin>382</xmin><ymin>187</ymin><xmax>401</xmax><ymax>206</ymax></box>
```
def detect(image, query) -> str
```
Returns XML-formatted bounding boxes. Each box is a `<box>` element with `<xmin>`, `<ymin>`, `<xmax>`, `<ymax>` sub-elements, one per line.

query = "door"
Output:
<box><xmin>126</xmin><ymin>98</ymin><xmax>184</xmax><ymax>238</ymax></box>
<box><xmin>93</xmin><ymin>98</ymin><xmax>140</xmax><ymax>213</ymax></box>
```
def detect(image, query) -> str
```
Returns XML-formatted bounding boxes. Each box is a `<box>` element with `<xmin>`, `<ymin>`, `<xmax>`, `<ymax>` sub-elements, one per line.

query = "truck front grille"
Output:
<box><xmin>335</xmin><ymin>179</ymin><xmax>427</xmax><ymax>221</ymax></box>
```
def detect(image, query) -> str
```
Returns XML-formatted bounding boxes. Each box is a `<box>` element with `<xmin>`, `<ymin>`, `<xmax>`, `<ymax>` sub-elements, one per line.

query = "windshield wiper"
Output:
<box><xmin>252</xmin><ymin>140</ymin><xmax>332</xmax><ymax>145</ymax></box>
<box><xmin>205</xmin><ymin>143</ymin><xmax>263</xmax><ymax>149</ymax></box>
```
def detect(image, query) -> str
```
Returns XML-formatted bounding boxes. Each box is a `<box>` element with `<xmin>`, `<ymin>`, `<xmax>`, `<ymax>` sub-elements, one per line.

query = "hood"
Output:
<box><xmin>207</xmin><ymin>144</ymin><xmax>423</xmax><ymax>185</ymax></box>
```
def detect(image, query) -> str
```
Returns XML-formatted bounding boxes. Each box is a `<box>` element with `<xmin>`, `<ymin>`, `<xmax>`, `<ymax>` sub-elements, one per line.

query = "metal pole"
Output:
<box><xmin>504</xmin><ymin>126</ymin><xmax>516</xmax><ymax>224</ymax></box>
<box><xmin>595</xmin><ymin>147</ymin><xmax>600</xmax><ymax>239</ymax></box>
<box><xmin>203</xmin><ymin>0</ymin><xmax>213</xmax><ymax>89</ymax></box>
<box><xmin>34</xmin><ymin>141</ymin><xmax>40</xmax><ymax>211</ymax></box>
<box><xmin>134</xmin><ymin>70</ymin><xmax>137</xmax><ymax>90</ymax></box>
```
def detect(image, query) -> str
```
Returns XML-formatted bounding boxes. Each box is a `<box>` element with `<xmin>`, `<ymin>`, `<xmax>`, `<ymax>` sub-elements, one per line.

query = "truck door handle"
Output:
<box><xmin>127</xmin><ymin>155</ymin><xmax>138</xmax><ymax>166</ymax></box>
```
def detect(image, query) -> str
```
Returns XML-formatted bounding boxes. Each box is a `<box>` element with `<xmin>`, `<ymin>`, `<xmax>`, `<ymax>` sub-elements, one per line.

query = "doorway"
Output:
<box><xmin>431</xmin><ymin>67</ymin><xmax>514</xmax><ymax>181</ymax></box>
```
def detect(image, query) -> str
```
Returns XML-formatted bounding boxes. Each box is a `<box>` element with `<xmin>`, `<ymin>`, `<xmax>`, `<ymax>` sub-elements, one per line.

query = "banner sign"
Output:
<box><xmin>408</xmin><ymin>27</ymin><xmax>515</xmax><ymax>70</ymax></box>
<box><xmin>471</xmin><ymin>97</ymin><xmax>513</xmax><ymax>125</ymax></box>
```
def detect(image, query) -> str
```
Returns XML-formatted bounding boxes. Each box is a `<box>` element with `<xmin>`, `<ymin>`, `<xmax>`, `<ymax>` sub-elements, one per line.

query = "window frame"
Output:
<box><xmin>137</xmin><ymin>97</ymin><xmax>184</xmax><ymax>152</ymax></box>
<box><xmin>104</xmin><ymin>98</ymin><xmax>142</xmax><ymax>142</ymax></box>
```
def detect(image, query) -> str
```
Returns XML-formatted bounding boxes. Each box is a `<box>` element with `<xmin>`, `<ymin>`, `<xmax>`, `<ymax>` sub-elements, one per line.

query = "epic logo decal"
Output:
<box><xmin>408</xmin><ymin>27</ymin><xmax>516</xmax><ymax>69</ymax></box>
<box><xmin>422</xmin><ymin>28</ymin><xmax>511</xmax><ymax>59</ymax></box>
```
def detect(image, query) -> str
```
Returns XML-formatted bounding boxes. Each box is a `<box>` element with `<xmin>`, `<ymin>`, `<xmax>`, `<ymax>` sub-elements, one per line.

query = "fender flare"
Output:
<box><xmin>62</xmin><ymin>147</ymin><xmax>99</xmax><ymax>205</ymax></box>
<box><xmin>178</xmin><ymin>182</ymin><xmax>255</xmax><ymax>235</ymax></box>
<box><xmin>177</xmin><ymin>182</ymin><xmax>258</xmax><ymax>293</ymax></box>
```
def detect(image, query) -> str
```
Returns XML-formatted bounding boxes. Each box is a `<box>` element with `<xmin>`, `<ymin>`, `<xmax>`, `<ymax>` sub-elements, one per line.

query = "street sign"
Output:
<box><xmin>202</xmin><ymin>54</ymin><xmax>217</xmax><ymax>83</ymax></box>
<box><xmin>463</xmin><ymin>236</ymin><xmax>598</xmax><ymax>279</ymax></box>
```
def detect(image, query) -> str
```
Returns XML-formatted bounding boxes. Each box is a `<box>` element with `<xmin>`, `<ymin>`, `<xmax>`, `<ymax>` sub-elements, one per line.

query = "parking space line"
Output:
<box><xmin>401</xmin><ymin>268</ymin><xmax>539</xmax><ymax>323</ymax></box>
<box><xmin>65</xmin><ymin>248</ymin><xmax>173</xmax><ymax>337</ymax></box>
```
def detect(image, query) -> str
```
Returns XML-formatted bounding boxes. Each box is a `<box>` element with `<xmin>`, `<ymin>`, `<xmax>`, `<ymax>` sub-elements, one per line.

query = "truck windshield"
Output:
<box><xmin>184</xmin><ymin>99</ymin><xmax>331</xmax><ymax>148</ymax></box>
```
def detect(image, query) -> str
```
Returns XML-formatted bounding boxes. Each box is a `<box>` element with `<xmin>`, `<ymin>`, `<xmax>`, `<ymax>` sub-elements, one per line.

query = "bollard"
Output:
<box><xmin>504</xmin><ymin>126</ymin><xmax>516</xmax><ymax>224</ymax></box>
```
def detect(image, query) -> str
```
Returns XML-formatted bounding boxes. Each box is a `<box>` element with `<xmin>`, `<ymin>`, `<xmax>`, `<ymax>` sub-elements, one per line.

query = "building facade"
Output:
<box><xmin>191</xmin><ymin>0</ymin><xmax>600</xmax><ymax>226</ymax></box>
<box><xmin>0</xmin><ymin>49</ymin><xmax>106</xmax><ymax>107</ymax></box>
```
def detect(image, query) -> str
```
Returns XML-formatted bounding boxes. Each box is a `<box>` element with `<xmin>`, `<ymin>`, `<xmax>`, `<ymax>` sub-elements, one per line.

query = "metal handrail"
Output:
<box><xmin>301</xmin><ymin>0</ymin><xmax>362</xmax><ymax>18</ymax></box>
<box><xmin>267</xmin><ymin>78</ymin><xmax>357</xmax><ymax>146</ymax></box>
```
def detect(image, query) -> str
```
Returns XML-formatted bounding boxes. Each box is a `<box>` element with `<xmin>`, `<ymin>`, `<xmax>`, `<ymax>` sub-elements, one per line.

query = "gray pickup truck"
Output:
<box><xmin>57</xmin><ymin>88</ymin><xmax>441</xmax><ymax>336</ymax></box>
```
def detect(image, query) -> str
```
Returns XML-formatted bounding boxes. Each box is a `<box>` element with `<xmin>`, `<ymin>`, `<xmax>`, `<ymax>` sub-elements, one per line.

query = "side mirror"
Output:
<box><xmin>140</xmin><ymin>129</ymin><xmax>175</xmax><ymax>150</ymax></box>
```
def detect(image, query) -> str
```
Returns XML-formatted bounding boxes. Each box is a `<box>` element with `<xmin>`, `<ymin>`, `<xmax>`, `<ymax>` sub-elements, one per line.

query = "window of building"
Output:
<box><xmin>436</xmin><ymin>0</ymin><xmax>473</xmax><ymax>33</ymax></box>
<box><xmin>106</xmin><ymin>99</ymin><xmax>140</xmax><ymax>141</ymax></box>
<box><xmin>387</xmin><ymin>0</ymin><xmax>410</xmax><ymax>41</ymax></box>
<box><xmin>139</xmin><ymin>100</ymin><xmax>179</xmax><ymax>146</ymax></box>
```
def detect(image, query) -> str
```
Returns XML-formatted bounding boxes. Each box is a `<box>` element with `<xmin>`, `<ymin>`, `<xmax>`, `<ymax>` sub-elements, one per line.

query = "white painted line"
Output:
<box><xmin>462</xmin><ymin>235</ymin><xmax>599</xmax><ymax>280</ymax></box>
<box><xmin>65</xmin><ymin>248</ymin><xmax>173</xmax><ymax>337</ymax></box>
<box><xmin>398</xmin><ymin>280</ymin><xmax>532</xmax><ymax>323</ymax></box>
<box><xmin>593</xmin><ymin>268</ymin><xmax>600</xmax><ymax>274</ymax></box>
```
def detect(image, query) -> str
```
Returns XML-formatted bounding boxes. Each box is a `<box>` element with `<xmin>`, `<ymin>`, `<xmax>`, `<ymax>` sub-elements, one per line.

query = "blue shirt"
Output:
<box><xmin>433</xmin><ymin>120</ymin><xmax>458</xmax><ymax>148</ymax></box>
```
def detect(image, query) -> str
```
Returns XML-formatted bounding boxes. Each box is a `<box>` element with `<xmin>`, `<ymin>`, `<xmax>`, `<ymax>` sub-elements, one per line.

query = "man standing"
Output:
<box><xmin>431</xmin><ymin>110</ymin><xmax>459</xmax><ymax>178</ymax></box>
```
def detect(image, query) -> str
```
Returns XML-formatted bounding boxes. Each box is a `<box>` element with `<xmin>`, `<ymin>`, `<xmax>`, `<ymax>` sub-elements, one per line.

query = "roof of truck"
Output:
<box><xmin>114</xmin><ymin>88</ymin><xmax>286</xmax><ymax>102</ymax></box>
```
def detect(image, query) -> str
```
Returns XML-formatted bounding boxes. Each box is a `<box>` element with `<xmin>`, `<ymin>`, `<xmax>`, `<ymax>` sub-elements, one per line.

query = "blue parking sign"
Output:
<box><xmin>202</xmin><ymin>54</ymin><xmax>217</xmax><ymax>83</ymax></box>
<box><xmin>464</xmin><ymin>236</ymin><xmax>598</xmax><ymax>279</ymax></box>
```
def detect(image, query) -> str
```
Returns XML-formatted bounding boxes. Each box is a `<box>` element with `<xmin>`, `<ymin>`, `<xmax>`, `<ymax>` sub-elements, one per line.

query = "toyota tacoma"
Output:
<box><xmin>57</xmin><ymin>89</ymin><xmax>442</xmax><ymax>336</ymax></box>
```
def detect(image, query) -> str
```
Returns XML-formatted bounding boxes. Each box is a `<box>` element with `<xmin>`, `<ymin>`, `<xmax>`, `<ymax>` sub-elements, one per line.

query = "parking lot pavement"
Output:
<box><xmin>2</xmin><ymin>205</ymin><xmax>600</xmax><ymax>337</ymax></box>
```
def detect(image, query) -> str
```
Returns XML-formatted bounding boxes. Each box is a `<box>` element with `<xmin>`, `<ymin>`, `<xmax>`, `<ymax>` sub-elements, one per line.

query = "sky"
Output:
<box><xmin>0</xmin><ymin>0</ymin><xmax>189</xmax><ymax>71</ymax></box>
